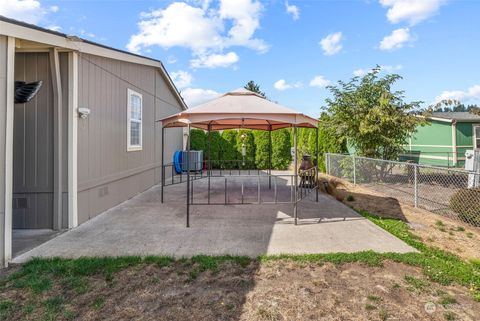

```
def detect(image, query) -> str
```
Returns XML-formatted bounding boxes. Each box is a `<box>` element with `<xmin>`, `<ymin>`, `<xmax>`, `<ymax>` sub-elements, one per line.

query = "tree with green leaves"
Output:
<box><xmin>244</xmin><ymin>80</ymin><xmax>266</xmax><ymax>98</ymax></box>
<box><xmin>272</xmin><ymin>129</ymin><xmax>291</xmax><ymax>170</ymax></box>
<box><xmin>253</xmin><ymin>130</ymin><xmax>270</xmax><ymax>169</ymax></box>
<box><xmin>220</xmin><ymin>130</ymin><xmax>238</xmax><ymax>168</ymax></box>
<box><xmin>207</xmin><ymin>131</ymin><xmax>222</xmax><ymax>167</ymax></box>
<box><xmin>190</xmin><ymin>129</ymin><xmax>206</xmax><ymax>151</ymax></box>
<box><xmin>324</xmin><ymin>66</ymin><xmax>425</xmax><ymax>161</ymax></box>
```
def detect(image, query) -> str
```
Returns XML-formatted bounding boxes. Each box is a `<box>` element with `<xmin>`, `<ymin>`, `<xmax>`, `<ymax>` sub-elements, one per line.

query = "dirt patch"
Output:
<box><xmin>1</xmin><ymin>260</ymin><xmax>478</xmax><ymax>321</ymax></box>
<box><xmin>319</xmin><ymin>173</ymin><xmax>480</xmax><ymax>260</ymax></box>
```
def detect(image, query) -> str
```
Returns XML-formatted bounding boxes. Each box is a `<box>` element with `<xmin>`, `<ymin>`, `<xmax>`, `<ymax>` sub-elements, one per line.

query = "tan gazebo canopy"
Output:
<box><xmin>159</xmin><ymin>88</ymin><xmax>318</xmax><ymax>130</ymax></box>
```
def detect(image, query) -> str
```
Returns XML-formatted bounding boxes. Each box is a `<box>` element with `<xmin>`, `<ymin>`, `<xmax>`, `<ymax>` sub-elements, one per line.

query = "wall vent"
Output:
<box><xmin>98</xmin><ymin>186</ymin><xmax>109</xmax><ymax>197</ymax></box>
<box><xmin>13</xmin><ymin>197</ymin><xmax>29</xmax><ymax>209</ymax></box>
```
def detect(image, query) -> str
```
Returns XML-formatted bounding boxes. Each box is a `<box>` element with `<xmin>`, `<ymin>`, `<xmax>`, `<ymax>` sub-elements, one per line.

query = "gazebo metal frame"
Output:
<box><xmin>158</xmin><ymin>89</ymin><xmax>319</xmax><ymax>227</ymax></box>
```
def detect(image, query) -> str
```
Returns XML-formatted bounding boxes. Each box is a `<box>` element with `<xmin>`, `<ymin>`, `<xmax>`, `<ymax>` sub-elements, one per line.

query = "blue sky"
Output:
<box><xmin>2</xmin><ymin>0</ymin><xmax>480</xmax><ymax>117</ymax></box>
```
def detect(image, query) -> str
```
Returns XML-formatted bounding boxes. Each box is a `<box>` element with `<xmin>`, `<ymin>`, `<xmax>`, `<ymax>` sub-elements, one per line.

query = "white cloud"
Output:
<box><xmin>379</xmin><ymin>28</ymin><xmax>412</xmax><ymax>51</ymax></box>
<box><xmin>127</xmin><ymin>2</ymin><xmax>222</xmax><ymax>53</ymax></box>
<box><xmin>353</xmin><ymin>69</ymin><xmax>367</xmax><ymax>77</ymax></box>
<box><xmin>380</xmin><ymin>64</ymin><xmax>403</xmax><ymax>72</ymax></box>
<box><xmin>353</xmin><ymin>65</ymin><xmax>403</xmax><ymax>77</ymax></box>
<box><xmin>309</xmin><ymin>75</ymin><xmax>331</xmax><ymax>88</ymax></box>
<box><xmin>79</xmin><ymin>29</ymin><xmax>96</xmax><ymax>39</ymax></box>
<box><xmin>319</xmin><ymin>32</ymin><xmax>343</xmax><ymax>56</ymax></box>
<box><xmin>127</xmin><ymin>0</ymin><xmax>267</xmax><ymax>69</ymax></box>
<box><xmin>0</xmin><ymin>0</ymin><xmax>58</xmax><ymax>24</ymax></box>
<box><xmin>170</xmin><ymin>70</ymin><xmax>193</xmax><ymax>89</ymax></box>
<box><xmin>190</xmin><ymin>52</ymin><xmax>239</xmax><ymax>69</ymax></box>
<box><xmin>435</xmin><ymin>84</ymin><xmax>480</xmax><ymax>103</ymax></box>
<box><xmin>181</xmin><ymin>88</ymin><xmax>221</xmax><ymax>107</ymax></box>
<box><xmin>274</xmin><ymin>79</ymin><xmax>302</xmax><ymax>91</ymax></box>
<box><xmin>218</xmin><ymin>0</ymin><xmax>267</xmax><ymax>51</ymax></box>
<box><xmin>285</xmin><ymin>1</ymin><xmax>300</xmax><ymax>20</ymax></box>
<box><xmin>380</xmin><ymin>0</ymin><xmax>446</xmax><ymax>26</ymax></box>
<box><xmin>45</xmin><ymin>25</ymin><xmax>61</xmax><ymax>32</ymax></box>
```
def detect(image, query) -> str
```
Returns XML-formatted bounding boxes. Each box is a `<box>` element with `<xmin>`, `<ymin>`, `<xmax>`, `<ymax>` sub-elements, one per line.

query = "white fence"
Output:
<box><xmin>325</xmin><ymin>153</ymin><xmax>480</xmax><ymax>227</ymax></box>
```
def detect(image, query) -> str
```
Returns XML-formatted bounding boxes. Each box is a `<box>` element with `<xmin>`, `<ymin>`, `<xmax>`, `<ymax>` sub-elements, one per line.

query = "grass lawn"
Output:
<box><xmin>0</xmin><ymin>211</ymin><xmax>479</xmax><ymax>320</ymax></box>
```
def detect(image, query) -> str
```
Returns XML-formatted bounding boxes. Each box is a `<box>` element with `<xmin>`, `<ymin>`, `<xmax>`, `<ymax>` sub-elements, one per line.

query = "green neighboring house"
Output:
<box><xmin>403</xmin><ymin>112</ymin><xmax>480</xmax><ymax>167</ymax></box>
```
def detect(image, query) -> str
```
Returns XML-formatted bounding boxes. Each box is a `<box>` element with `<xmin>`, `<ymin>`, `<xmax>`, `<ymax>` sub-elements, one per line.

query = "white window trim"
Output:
<box><xmin>127</xmin><ymin>88</ymin><xmax>143</xmax><ymax>151</ymax></box>
<box><xmin>474</xmin><ymin>124</ymin><xmax>480</xmax><ymax>150</ymax></box>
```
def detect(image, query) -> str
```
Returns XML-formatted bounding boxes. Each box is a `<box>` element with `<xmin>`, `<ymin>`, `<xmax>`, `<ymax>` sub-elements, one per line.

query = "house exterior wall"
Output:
<box><xmin>456</xmin><ymin>122</ymin><xmax>477</xmax><ymax>162</ymax></box>
<box><xmin>76</xmin><ymin>54</ymin><xmax>182</xmax><ymax>224</ymax></box>
<box><xmin>0</xmin><ymin>35</ymin><xmax>14</xmax><ymax>266</ymax></box>
<box><xmin>407</xmin><ymin>120</ymin><xmax>479</xmax><ymax>167</ymax></box>
<box><xmin>12</xmin><ymin>52</ymin><xmax>69</xmax><ymax>229</ymax></box>
<box><xmin>407</xmin><ymin>120</ymin><xmax>455</xmax><ymax>166</ymax></box>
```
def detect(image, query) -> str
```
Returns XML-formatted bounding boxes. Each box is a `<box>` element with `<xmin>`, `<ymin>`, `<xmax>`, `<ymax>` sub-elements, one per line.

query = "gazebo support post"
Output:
<box><xmin>268</xmin><ymin>124</ymin><xmax>272</xmax><ymax>189</ymax></box>
<box><xmin>207</xmin><ymin>124</ymin><xmax>211</xmax><ymax>204</ymax></box>
<box><xmin>315</xmin><ymin>127</ymin><xmax>319</xmax><ymax>202</ymax></box>
<box><xmin>186</xmin><ymin>124</ymin><xmax>191</xmax><ymax>228</ymax></box>
<box><xmin>293</xmin><ymin>125</ymin><xmax>298</xmax><ymax>225</ymax></box>
<box><xmin>161</xmin><ymin>126</ymin><xmax>165</xmax><ymax>203</ymax></box>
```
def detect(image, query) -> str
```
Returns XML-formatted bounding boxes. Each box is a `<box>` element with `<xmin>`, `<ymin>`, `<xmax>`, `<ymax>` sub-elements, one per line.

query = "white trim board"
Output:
<box><xmin>68</xmin><ymin>51</ymin><xmax>78</xmax><ymax>228</ymax></box>
<box><xmin>3</xmin><ymin>36</ymin><xmax>15</xmax><ymax>266</ymax></box>
<box><xmin>407</xmin><ymin>144</ymin><xmax>474</xmax><ymax>148</ymax></box>
<box><xmin>474</xmin><ymin>124</ymin><xmax>480</xmax><ymax>149</ymax></box>
<box><xmin>402</xmin><ymin>154</ymin><xmax>466</xmax><ymax>161</ymax></box>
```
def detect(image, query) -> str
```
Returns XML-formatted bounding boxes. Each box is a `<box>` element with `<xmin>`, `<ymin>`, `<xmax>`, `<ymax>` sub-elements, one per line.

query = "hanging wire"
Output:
<box><xmin>78</xmin><ymin>53</ymin><xmax>184</xmax><ymax>110</ymax></box>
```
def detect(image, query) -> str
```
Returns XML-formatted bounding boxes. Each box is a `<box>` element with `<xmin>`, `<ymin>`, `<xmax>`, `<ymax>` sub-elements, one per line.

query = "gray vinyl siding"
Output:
<box><xmin>13</xmin><ymin>52</ymin><xmax>53</xmax><ymax>228</ymax></box>
<box><xmin>77</xmin><ymin>54</ymin><xmax>182</xmax><ymax>224</ymax></box>
<box><xmin>12</xmin><ymin>52</ymin><xmax>69</xmax><ymax>229</ymax></box>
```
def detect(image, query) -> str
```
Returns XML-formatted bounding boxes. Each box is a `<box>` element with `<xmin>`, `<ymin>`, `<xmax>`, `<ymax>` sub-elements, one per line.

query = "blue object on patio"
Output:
<box><xmin>173</xmin><ymin>150</ymin><xmax>183</xmax><ymax>174</ymax></box>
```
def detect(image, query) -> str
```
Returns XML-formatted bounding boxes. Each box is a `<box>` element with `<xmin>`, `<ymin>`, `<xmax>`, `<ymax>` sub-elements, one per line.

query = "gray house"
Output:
<box><xmin>0</xmin><ymin>16</ymin><xmax>186</xmax><ymax>266</ymax></box>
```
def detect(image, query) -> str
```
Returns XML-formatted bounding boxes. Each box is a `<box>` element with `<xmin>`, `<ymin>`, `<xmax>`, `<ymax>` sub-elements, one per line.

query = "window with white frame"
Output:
<box><xmin>127</xmin><ymin>89</ymin><xmax>143</xmax><ymax>151</ymax></box>
<box><xmin>474</xmin><ymin>125</ymin><xmax>480</xmax><ymax>149</ymax></box>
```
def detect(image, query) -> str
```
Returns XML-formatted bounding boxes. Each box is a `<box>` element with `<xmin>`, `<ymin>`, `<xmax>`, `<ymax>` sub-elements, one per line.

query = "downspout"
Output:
<box><xmin>67</xmin><ymin>51</ymin><xmax>78</xmax><ymax>228</ymax></box>
<box><xmin>452</xmin><ymin>120</ymin><xmax>457</xmax><ymax>166</ymax></box>
<box><xmin>49</xmin><ymin>47</ymin><xmax>63</xmax><ymax>230</ymax></box>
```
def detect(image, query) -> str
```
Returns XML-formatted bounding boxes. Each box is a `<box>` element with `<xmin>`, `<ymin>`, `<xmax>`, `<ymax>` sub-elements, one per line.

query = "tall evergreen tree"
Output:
<box><xmin>244</xmin><ymin>80</ymin><xmax>266</xmax><ymax>98</ymax></box>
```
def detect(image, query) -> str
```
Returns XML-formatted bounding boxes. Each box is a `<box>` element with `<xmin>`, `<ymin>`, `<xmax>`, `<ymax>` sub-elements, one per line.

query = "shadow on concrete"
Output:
<box><xmin>12</xmin><ymin>229</ymin><xmax>62</xmax><ymax>258</ymax></box>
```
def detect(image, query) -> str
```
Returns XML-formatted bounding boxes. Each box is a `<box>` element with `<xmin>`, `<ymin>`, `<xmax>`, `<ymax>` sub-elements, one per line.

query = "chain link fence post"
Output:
<box><xmin>326</xmin><ymin>152</ymin><xmax>478</xmax><ymax>227</ymax></box>
<box><xmin>413</xmin><ymin>163</ymin><xmax>418</xmax><ymax>207</ymax></box>
<box><xmin>325</xmin><ymin>153</ymin><xmax>329</xmax><ymax>175</ymax></box>
<box><xmin>352</xmin><ymin>154</ymin><xmax>356</xmax><ymax>186</ymax></box>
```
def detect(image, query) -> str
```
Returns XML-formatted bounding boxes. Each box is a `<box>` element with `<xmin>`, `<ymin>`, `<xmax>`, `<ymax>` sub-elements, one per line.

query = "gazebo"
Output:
<box><xmin>159</xmin><ymin>88</ymin><xmax>319</xmax><ymax>227</ymax></box>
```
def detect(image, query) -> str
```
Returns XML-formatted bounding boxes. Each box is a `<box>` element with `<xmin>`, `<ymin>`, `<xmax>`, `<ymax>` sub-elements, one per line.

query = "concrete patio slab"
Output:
<box><xmin>12</xmin><ymin>229</ymin><xmax>62</xmax><ymax>257</ymax></box>
<box><xmin>13</xmin><ymin>178</ymin><xmax>415</xmax><ymax>263</ymax></box>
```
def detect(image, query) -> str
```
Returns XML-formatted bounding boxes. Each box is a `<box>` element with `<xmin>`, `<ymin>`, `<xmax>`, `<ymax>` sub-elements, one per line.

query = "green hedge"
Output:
<box><xmin>220</xmin><ymin>130</ymin><xmax>239</xmax><ymax>169</ymax></box>
<box><xmin>272</xmin><ymin>129</ymin><xmax>292</xmax><ymax>170</ymax></box>
<box><xmin>450</xmin><ymin>187</ymin><xmax>480</xmax><ymax>227</ymax></box>
<box><xmin>190</xmin><ymin>129</ymin><xmax>206</xmax><ymax>151</ymax></box>
<box><xmin>189</xmin><ymin>128</ymin><xmax>292</xmax><ymax>170</ymax></box>
<box><xmin>253</xmin><ymin>130</ymin><xmax>270</xmax><ymax>169</ymax></box>
<box><xmin>189</xmin><ymin>121</ymin><xmax>346</xmax><ymax>171</ymax></box>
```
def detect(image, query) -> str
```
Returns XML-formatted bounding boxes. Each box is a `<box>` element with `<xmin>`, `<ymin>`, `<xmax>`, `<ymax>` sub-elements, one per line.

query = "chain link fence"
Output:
<box><xmin>325</xmin><ymin>153</ymin><xmax>480</xmax><ymax>227</ymax></box>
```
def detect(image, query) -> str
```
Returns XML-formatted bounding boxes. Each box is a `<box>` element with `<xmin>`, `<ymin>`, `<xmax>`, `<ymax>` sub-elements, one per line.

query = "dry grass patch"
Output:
<box><xmin>318</xmin><ymin>173</ymin><xmax>480</xmax><ymax>260</ymax></box>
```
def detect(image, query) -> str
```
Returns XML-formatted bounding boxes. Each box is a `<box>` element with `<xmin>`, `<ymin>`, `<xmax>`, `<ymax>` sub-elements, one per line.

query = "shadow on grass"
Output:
<box><xmin>0</xmin><ymin>255</ymin><xmax>260</xmax><ymax>321</ymax></box>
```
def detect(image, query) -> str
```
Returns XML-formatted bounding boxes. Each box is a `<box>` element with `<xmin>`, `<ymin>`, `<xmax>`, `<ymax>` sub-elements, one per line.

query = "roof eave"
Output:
<box><xmin>0</xmin><ymin>15</ymin><xmax>188</xmax><ymax>111</ymax></box>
